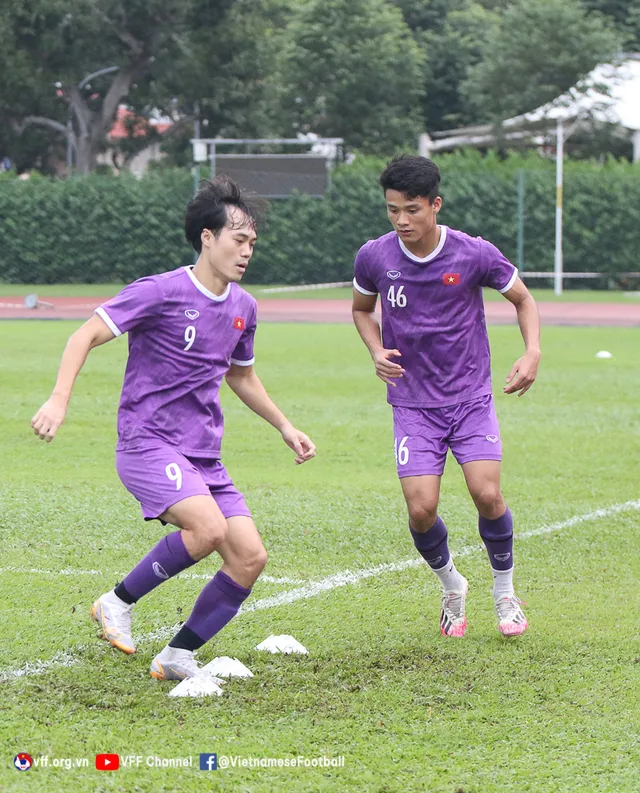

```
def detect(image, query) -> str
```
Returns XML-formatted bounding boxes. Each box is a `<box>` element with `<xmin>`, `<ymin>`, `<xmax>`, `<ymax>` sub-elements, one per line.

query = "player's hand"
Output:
<box><xmin>372</xmin><ymin>348</ymin><xmax>405</xmax><ymax>386</ymax></box>
<box><xmin>504</xmin><ymin>350</ymin><xmax>540</xmax><ymax>397</ymax></box>
<box><xmin>281</xmin><ymin>426</ymin><xmax>316</xmax><ymax>465</ymax></box>
<box><xmin>31</xmin><ymin>395</ymin><xmax>68</xmax><ymax>442</ymax></box>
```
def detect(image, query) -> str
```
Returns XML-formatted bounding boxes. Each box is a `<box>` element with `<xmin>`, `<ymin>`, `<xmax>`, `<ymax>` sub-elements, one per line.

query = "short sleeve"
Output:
<box><xmin>95</xmin><ymin>277</ymin><xmax>163</xmax><ymax>336</ymax></box>
<box><xmin>230</xmin><ymin>304</ymin><xmax>257</xmax><ymax>366</ymax></box>
<box><xmin>478</xmin><ymin>238</ymin><xmax>518</xmax><ymax>293</ymax></box>
<box><xmin>353</xmin><ymin>243</ymin><xmax>378</xmax><ymax>296</ymax></box>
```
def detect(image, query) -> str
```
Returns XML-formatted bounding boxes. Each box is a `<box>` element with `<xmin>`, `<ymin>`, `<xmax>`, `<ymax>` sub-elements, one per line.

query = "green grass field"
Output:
<box><xmin>1</xmin><ymin>321</ymin><xmax>639</xmax><ymax>793</ymax></box>
<box><xmin>1</xmin><ymin>282</ymin><xmax>640</xmax><ymax>302</ymax></box>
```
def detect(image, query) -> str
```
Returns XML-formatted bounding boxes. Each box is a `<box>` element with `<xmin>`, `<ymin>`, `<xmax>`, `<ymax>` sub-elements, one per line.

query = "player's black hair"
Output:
<box><xmin>184</xmin><ymin>175</ymin><xmax>261</xmax><ymax>253</ymax></box>
<box><xmin>379</xmin><ymin>155</ymin><xmax>441</xmax><ymax>202</ymax></box>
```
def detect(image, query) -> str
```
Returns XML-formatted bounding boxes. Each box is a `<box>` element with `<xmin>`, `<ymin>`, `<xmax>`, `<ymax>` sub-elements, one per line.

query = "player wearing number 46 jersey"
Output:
<box><xmin>352</xmin><ymin>155</ymin><xmax>540</xmax><ymax>638</ymax></box>
<box><xmin>31</xmin><ymin>176</ymin><xmax>316</xmax><ymax>680</ymax></box>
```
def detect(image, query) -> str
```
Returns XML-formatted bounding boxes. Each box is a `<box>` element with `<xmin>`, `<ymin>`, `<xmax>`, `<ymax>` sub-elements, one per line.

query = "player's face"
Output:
<box><xmin>385</xmin><ymin>190</ymin><xmax>441</xmax><ymax>244</ymax></box>
<box><xmin>201</xmin><ymin>208</ymin><xmax>257</xmax><ymax>283</ymax></box>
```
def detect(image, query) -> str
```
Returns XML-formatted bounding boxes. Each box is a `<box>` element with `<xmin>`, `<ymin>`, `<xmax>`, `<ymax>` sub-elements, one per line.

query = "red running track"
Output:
<box><xmin>0</xmin><ymin>296</ymin><xmax>639</xmax><ymax>326</ymax></box>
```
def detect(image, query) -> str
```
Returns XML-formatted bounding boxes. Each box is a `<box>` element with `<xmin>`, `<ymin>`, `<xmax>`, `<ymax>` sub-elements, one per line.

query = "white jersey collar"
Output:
<box><xmin>398</xmin><ymin>225</ymin><xmax>447</xmax><ymax>263</ymax></box>
<box><xmin>184</xmin><ymin>266</ymin><xmax>231</xmax><ymax>302</ymax></box>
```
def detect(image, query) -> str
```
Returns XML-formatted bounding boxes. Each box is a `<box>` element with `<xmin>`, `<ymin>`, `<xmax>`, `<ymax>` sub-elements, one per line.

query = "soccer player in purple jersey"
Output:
<box><xmin>352</xmin><ymin>155</ymin><xmax>540</xmax><ymax>638</ymax></box>
<box><xmin>31</xmin><ymin>176</ymin><xmax>316</xmax><ymax>680</ymax></box>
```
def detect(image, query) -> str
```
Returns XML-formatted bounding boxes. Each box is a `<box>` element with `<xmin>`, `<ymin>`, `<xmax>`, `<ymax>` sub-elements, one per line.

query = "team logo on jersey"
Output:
<box><xmin>486</xmin><ymin>434</ymin><xmax>499</xmax><ymax>443</ymax></box>
<box><xmin>185</xmin><ymin>309</ymin><xmax>200</xmax><ymax>320</ymax></box>
<box><xmin>233</xmin><ymin>317</ymin><xmax>245</xmax><ymax>331</ymax></box>
<box><xmin>443</xmin><ymin>273</ymin><xmax>461</xmax><ymax>285</ymax></box>
<box><xmin>386</xmin><ymin>270</ymin><xmax>402</xmax><ymax>280</ymax></box>
<box><xmin>14</xmin><ymin>754</ymin><xmax>33</xmax><ymax>771</ymax></box>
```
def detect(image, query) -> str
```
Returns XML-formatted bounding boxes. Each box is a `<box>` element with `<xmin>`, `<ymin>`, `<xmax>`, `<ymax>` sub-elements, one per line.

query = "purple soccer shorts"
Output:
<box><xmin>116</xmin><ymin>442</ymin><xmax>251</xmax><ymax>520</ymax></box>
<box><xmin>392</xmin><ymin>394</ymin><xmax>502</xmax><ymax>478</ymax></box>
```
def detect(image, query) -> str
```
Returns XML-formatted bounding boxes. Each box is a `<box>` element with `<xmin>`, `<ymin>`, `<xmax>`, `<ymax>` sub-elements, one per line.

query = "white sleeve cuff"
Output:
<box><xmin>95</xmin><ymin>307</ymin><xmax>122</xmax><ymax>337</ymax></box>
<box><xmin>498</xmin><ymin>267</ymin><xmax>519</xmax><ymax>294</ymax></box>
<box><xmin>230</xmin><ymin>357</ymin><xmax>255</xmax><ymax>367</ymax></box>
<box><xmin>353</xmin><ymin>277</ymin><xmax>377</xmax><ymax>296</ymax></box>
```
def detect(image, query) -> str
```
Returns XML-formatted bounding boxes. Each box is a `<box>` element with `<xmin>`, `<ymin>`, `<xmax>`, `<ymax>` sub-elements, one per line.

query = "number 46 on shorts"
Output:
<box><xmin>394</xmin><ymin>435</ymin><xmax>410</xmax><ymax>466</ymax></box>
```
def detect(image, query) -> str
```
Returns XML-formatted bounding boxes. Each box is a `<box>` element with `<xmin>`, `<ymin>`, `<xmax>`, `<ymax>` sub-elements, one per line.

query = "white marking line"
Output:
<box><xmin>1</xmin><ymin>500</ymin><xmax>638</xmax><ymax>682</ymax></box>
<box><xmin>0</xmin><ymin>566</ymin><xmax>104</xmax><ymax>577</ymax></box>
<box><xmin>0</xmin><ymin>566</ymin><xmax>304</xmax><ymax>586</ymax></box>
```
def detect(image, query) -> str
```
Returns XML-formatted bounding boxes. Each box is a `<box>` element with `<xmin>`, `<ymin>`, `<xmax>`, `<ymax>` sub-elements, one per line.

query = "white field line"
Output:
<box><xmin>1</xmin><ymin>499</ymin><xmax>638</xmax><ymax>683</ymax></box>
<box><xmin>0</xmin><ymin>566</ymin><xmax>303</xmax><ymax>586</ymax></box>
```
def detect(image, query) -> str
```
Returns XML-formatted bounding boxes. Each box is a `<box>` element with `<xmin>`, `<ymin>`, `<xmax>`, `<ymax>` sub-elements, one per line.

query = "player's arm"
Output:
<box><xmin>31</xmin><ymin>314</ymin><xmax>115</xmax><ymax>442</ymax></box>
<box><xmin>224</xmin><ymin>364</ymin><xmax>316</xmax><ymax>464</ymax></box>
<box><xmin>501</xmin><ymin>277</ymin><xmax>541</xmax><ymax>397</ymax></box>
<box><xmin>351</xmin><ymin>288</ymin><xmax>405</xmax><ymax>386</ymax></box>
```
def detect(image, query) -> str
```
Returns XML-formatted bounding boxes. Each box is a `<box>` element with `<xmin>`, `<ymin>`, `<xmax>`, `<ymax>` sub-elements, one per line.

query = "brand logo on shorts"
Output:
<box><xmin>185</xmin><ymin>309</ymin><xmax>200</xmax><ymax>320</ymax></box>
<box><xmin>494</xmin><ymin>552</ymin><xmax>511</xmax><ymax>562</ymax></box>
<box><xmin>486</xmin><ymin>434</ymin><xmax>499</xmax><ymax>443</ymax></box>
<box><xmin>152</xmin><ymin>562</ymin><xmax>169</xmax><ymax>580</ymax></box>
<box><xmin>386</xmin><ymin>270</ymin><xmax>402</xmax><ymax>280</ymax></box>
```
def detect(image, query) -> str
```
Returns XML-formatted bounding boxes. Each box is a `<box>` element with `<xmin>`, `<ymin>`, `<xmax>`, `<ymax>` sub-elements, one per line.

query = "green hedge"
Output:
<box><xmin>1</xmin><ymin>152</ymin><xmax>639</xmax><ymax>285</ymax></box>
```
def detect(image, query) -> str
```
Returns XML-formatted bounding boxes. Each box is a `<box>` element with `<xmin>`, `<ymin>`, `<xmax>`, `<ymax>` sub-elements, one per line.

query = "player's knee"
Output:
<box><xmin>192</xmin><ymin>521</ymin><xmax>228</xmax><ymax>556</ymax></box>
<box><xmin>472</xmin><ymin>484</ymin><xmax>503</xmax><ymax>515</ymax></box>
<box><xmin>239</xmin><ymin>545</ymin><xmax>268</xmax><ymax>579</ymax></box>
<box><xmin>407</xmin><ymin>500</ymin><xmax>439</xmax><ymax>529</ymax></box>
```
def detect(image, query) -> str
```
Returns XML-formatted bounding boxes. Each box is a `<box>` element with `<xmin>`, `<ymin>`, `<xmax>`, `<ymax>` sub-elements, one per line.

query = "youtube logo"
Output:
<box><xmin>96</xmin><ymin>754</ymin><xmax>120</xmax><ymax>771</ymax></box>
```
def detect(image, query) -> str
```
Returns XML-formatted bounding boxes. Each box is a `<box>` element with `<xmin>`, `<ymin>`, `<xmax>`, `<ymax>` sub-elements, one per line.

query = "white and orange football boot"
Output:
<box><xmin>91</xmin><ymin>590</ymin><xmax>136</xmax><ymax>654</ymax></box>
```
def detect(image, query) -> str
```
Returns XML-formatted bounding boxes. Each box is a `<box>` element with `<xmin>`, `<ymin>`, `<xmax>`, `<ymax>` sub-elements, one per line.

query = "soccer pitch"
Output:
<box><xmin>1</xmin><ymin>320</ymin><xmax>639</xmax><ymax>792</ymax></box>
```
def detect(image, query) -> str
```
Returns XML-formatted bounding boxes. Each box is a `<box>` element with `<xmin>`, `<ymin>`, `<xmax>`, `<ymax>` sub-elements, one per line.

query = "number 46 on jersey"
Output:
<box><xmin>387</xmin><ymin>285</ymin><xmax>407</xmax><ymax>308</ymax></box>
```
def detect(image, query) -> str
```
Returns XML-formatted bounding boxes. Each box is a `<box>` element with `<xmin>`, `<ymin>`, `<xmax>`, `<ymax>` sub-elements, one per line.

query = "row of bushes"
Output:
<box><xmin>1</xmin><ymin>152</ymin><xmax>639</xmax><ymax>285</ymax></box>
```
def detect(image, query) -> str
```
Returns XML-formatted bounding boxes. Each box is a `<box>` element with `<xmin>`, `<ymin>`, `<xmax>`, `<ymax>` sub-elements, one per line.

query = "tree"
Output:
<box><xmin>154</xmin><ymin>0</ymin><xmax>294</xmax><ymax>168</ymax></box>
<box><xmin>581</xmin><ymin>0</ymin><xmax>640</xmax><ymax>47</ymax></box>
<box><xmin>389</xmin><ymin>0</ymin><xmax>500</xmax><ymax>132</ymax></box>
<box><xmin>421</xmin><ymin>3</ymin><xmax>499</xmax><ymax>131</ymax></box>
<box><xmin>462</xmin><ymin>0</ymin><xmax>621</xmax><ymax>122</ymax></box>
<box><xmin>278</xmin><ymin>0</ymin><xmax>426</xmax><ymax>154</ymax></box>
<box><xmin>0</xmin><ymin>0</ymin><xmax>223</xmax><ymax>174</ymax></box>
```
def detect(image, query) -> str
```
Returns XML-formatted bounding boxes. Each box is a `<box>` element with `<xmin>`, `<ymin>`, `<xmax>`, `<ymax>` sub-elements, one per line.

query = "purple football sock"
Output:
<box><xmin>410</xmin><ymin>515</ymin><xmax>451</xmax><ymax>570</ymax></box>
<box><xmin>171</xmin><ymin>570</ymin><xmax>251</xmax><ymax>650</ymax></box>
<box><xmin>118</xmin><ymin>531</ymin><xmax>197</xmax><ymax>602</ymax></box>
<box><xmin>479</xmin><ymin>507</ymin><xmax>514</xmax><ymax>571</ymax></box>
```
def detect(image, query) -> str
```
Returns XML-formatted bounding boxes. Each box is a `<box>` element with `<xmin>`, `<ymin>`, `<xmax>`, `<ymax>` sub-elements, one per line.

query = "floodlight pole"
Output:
<box><xmin>554</xmin><ymin>118</ymin><xmax>564</xmax><ymax>296</ymax></box>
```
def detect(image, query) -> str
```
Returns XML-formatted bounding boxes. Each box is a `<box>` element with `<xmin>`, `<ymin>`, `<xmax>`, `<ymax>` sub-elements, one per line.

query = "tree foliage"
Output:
<box><xmin>0</xmin><ymin>0</ymin><xmax>635</xmax><ymax>170</ymax></box>
<box><xmin>271</xmin><ymin>0</ymin><xmax>427</xmax><ymax>153</ymax></box>
<box><xmin>463</xmin><ymin>0</ymin><xmax>621</xmax><ymax>121</ymax></box>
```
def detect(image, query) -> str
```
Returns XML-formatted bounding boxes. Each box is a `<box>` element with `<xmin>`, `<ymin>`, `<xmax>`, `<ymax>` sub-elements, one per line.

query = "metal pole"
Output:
<box><xmin>209</xmin><ymin>142</ymin><xmax>216</xmax><ymax>179</ymax></box>
<box><xmin>193</xmin><ymin>102</ymin><xmax>201</xmax><ymax>197</ymax></box>
<box><xmin>516</xmin><ymin>169</ymin><xmax>525</xmax><ymax>272</ymax></box>
<box><xmin>554</xmin><ymin>119</ymin><xmax>564</xmax><ymax>296</ymax></box>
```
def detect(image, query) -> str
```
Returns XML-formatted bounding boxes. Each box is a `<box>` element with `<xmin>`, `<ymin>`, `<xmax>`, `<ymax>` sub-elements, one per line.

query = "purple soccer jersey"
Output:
<box><xmin>353</xmin><ymin>226</ymin><xmax>517</xmax><ymax>408</ymax></box>
<box><xmin>96</xmin><ymin>266</ymin><xmax>257</xmax><ymax>458</ymax></box>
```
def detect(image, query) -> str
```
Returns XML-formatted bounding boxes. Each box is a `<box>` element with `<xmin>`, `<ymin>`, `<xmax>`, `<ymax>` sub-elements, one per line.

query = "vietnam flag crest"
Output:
<box><xmin>443</xmin><ymin>273</ymin><xmax>461</xmax><ymax>286</ymax></box>
<box><xmin>233</xmin><ymin>316</ymin><xmax>245</xmax><ymax>331</ymax></box>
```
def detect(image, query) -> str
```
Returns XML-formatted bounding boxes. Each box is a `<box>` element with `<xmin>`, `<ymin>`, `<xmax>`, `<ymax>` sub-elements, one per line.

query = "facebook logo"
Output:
<box><xmin>199</xmin><ymin>754</ymin><xmax>217</xmax><ymax>771</ymax></box>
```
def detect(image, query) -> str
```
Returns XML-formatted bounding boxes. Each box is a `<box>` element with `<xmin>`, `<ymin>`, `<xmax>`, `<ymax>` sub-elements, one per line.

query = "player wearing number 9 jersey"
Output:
<box><xmin>31</xmin><ymin>176</ymin><xmax>316</xmax><ymax>681</ymax></box>
<box><xmin>352</xmin><ymin>155</ymin><xmax>541</xmax><ymax>638</ymax></box>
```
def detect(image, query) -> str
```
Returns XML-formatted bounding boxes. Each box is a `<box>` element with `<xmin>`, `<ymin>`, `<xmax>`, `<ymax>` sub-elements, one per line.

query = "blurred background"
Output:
<box><xmin>1</xmin><ymin>0</ymin><xmax>639</xmax><ymax>291</ymax></box>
